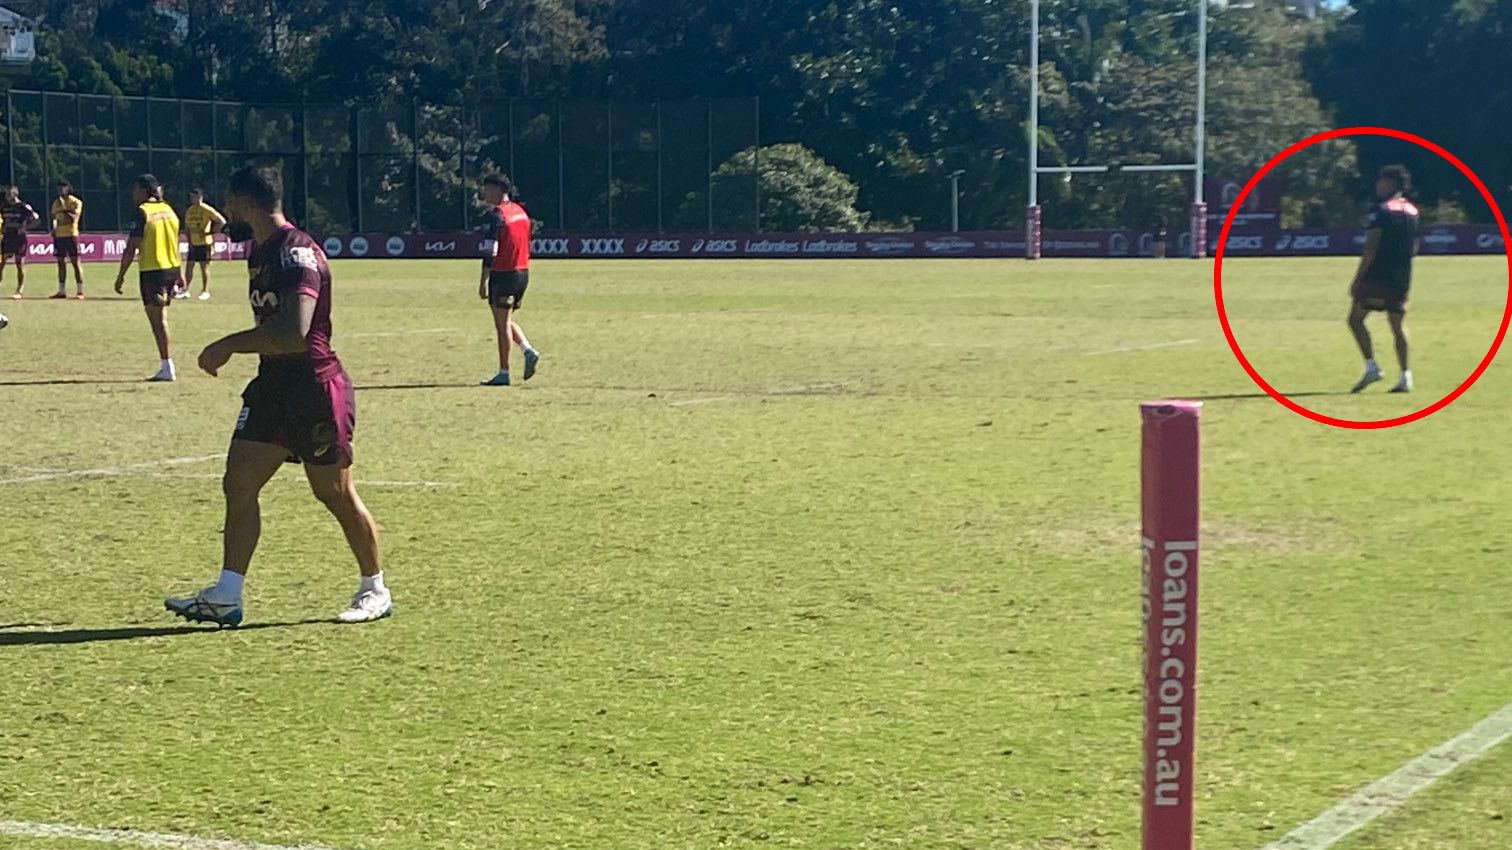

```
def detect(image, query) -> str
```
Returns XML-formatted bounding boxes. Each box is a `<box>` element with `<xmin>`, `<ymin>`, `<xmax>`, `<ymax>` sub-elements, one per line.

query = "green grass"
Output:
<box><xmin>0</xmin><ymin>257</ymin><xmax>1509</xmax><ymax>850</ymax></box>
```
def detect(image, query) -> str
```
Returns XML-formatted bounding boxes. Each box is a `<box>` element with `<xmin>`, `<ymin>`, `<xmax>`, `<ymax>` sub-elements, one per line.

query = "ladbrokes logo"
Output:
<box><xmin>864</xmin><ymin>237</ymin><xmax>915</xmax><ymax>256</ymax></box>
<box><xmin>745</xmin><ymin>239</ymin><xmax>801</xmax><ymax>254</ymax></box>
<box><xmin>532</xmin><ymin>238</ymin><xmax>571</xmax><ymax>256</ymax></box>
<box><xmin>579</xmin><ymin>238</ymin><xmax>625</xmax><ymax>256</ymax></box>
<box><xmin>801</xmin><ymin>239</ymin><xmax>858</xmax><ymax>255</ymax></box>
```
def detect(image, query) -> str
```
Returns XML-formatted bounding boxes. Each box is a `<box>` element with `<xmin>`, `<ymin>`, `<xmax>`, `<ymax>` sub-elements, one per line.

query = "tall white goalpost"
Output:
<box><xmin>1027</xmin><ymin>0</ymin><xmax>1208</xmax><ymax>259</ymax></box>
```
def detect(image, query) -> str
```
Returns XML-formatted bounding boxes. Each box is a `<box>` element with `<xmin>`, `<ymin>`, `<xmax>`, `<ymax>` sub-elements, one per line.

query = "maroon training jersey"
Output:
<box><xmin>491</xmin><ymin>200</ymin><xmax>531</xmax><ymax>272</ymax></box>
<box><xmin>248</xmin><ymin>223</ymin><xmax>341</xmax><ymax>377</ymax></box>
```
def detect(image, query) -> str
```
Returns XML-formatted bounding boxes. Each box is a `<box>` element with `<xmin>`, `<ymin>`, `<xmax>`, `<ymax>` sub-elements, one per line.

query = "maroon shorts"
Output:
<box><xmin>1351</xmin><ymin>281</ymin><xmax>1408</xmax><ymax>315</ymax></box>
<box><xmin>139</xmin><ymin>269</ymin><xmax>181</xmax><ymax>306</ymax></box>
<box><xmin>233</xmin><ymin>365</ymin><xmax>356</xmax><ymax>466</ymax></box>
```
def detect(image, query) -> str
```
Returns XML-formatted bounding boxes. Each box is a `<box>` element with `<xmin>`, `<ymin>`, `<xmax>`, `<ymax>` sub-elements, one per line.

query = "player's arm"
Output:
<box><xmin>1351</xmin><ymin>229</ymin><xmax>1382</xmax><ymax>290</ymax></box>
<box><xmin>198</xmin><ymin>293</ymin><xmax>316</xmax><ymax>376</ymax></box>
<box><xmin>24</xmin><ymin>204</ymin><xmax>38</xmax><ymax>228</ymax></box>
<box><xmin>207</xmin><ymin>205</ymin><xmax>227</xmax><ymax>229</ymax></box>
<box><xmin>113</xmin><ymin>211</ymin><xmax>145</xmax><ymax>292</ymax></box>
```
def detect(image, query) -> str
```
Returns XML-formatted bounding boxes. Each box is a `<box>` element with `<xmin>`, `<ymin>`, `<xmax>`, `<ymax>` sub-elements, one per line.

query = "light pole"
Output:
<box><xmin>949</xmin><ymin>169</ymin><xmax>965</xmax><ymax>232</ymax></box>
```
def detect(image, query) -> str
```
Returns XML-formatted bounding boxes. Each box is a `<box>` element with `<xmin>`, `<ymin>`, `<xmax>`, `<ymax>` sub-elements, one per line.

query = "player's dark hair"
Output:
<box><xmin>482</xmin><ymin>173</ymin><xmax>519</xmax><ymax>199</ymax></box>
<box><xmin>1378</xmin><ymin>164</ymin><xmax>1411</xmax><ymax>193</ymax></box>
<box><xmin>189</xmin><ymin>187</ymin><xmax>204</xmax><ymax>198</ymax></box>
<box><xmin>134</xmin><ymin>173</ymin><xmax>163</xmax><ymax>199</ymax></box>
<box><xmin>227</xmin><ymin>166</ymin><xmax>283</xmax><ymax>212</ymax></box>
<box><xmin>56</xmin><ymin>180</ymin><xmax>71</xmax><ymax>191</ymax></box>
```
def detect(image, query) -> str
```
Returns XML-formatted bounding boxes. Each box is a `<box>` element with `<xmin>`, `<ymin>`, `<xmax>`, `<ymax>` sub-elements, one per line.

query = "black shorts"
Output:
<box><xmin>139</xmin><ymin>269</ymin><xmax>181</xmax><ymax>306</ymax></box>
<box><xmin>2</xmin><ymin>236</ymin><xmax>27</xmax><ymax>260</ymax></box>
<box><xmin>1352</xmin><ymin>281</ymin><xmax>1408</xmax><ymax>315</ymax></box>
<box><xmin>53</xmin><ymin>236</ymin><xmax>79</xmax><ymax>259</ymax></box>
<box><xmin>233</xmin><ymin>365</ymin><xmax>356</xmax><ymax>467</ymax></box>
<box><xmin>188</xmin><ymin>244</ymin><xmax>212</xmax><ymax>263</ymax></box>
<box><xmin>487</xmin><ymin>269</ymin><xmax>529</xmax><ymax>310</ymax></box>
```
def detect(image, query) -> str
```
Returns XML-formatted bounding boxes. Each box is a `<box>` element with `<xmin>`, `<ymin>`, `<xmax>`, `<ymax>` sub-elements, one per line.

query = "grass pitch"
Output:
<box><xmin>0</xmin><ymin>257</ymin><xmax>1509</xmax><ymax>850</ymax></box>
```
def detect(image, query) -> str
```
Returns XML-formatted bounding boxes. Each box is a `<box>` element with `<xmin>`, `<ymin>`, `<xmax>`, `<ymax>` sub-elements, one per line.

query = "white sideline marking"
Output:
<box><xmin>669</xmin><ymin>396</ymin><xmax>737</xmax><ymax>407</ymax></box>
<box><xmin>1084</xmin><ymin>338</ymin><xmax>1199</xmax><ymax>356</ymax></box>
<box><xmin>0</xmin><ymin>455</ymin><xmax>226</xmax><ymax>486</ymax></box>
<box><xmin>0</xmin><ymin>819</ymin><xmax>336</xmax><ymax>850</ymax></box>
<box><xmin>1262</xmin><ymin>699</ymin><xmax>1512</xmax><ymax>850</ymax></box>
<box><xmin>145</xmin><ymin>472</ymin><xmax>459</xmax><ymax>489</ymax></box>
<box><xmin>347</xmin><ymin>327</ymin><xmax>458</xmax><ymax>339</ymax></box>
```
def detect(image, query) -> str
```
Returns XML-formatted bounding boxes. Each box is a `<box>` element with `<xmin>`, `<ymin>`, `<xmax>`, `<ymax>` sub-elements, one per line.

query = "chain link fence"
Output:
<box><xmin>2</xmin><ymin>90</ymin><xmax>762</xmax><ymax>234</ymax></box>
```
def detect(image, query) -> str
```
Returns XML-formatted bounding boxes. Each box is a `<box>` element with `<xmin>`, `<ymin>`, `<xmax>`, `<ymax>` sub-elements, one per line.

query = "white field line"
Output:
<box><xmin>145</xmin><ymin>472</ymin><xmax>459</xmax><ymax>489</ymax></box>
<box><xmin>346</xmin><ymin>327</ymin><xmax>458</xmax><ymax>339</ymax></box>
<box><xmin>1084</xmin><ymin>338</ymin><xmax>1200</xmax><ymax>356</ymax></box>
<box><xmin>668</xmin><ymin>396</ymin><xmax>738</xmax><ymax>407</ymax></box>
<box><xmin>0</xmin><ymin>454</ymin><xmax>226</xmax><ymax>486</ymax></box>
<box><xmin>0</xmin><ymin>819</ymin><xmax>337</xmax><ymax>850</ymax></box>
<box><xmin>1261</xmin><ymin>699</ymin><xmax>1512</xmax><ymax>850</ymax></box>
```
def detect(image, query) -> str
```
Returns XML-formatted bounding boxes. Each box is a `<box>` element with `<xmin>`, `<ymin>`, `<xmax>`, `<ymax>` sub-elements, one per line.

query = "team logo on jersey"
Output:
<box><xmin>283</xmin><ymin>246</ymin><xmax>319</xmax><ymax>270</ymax></box>
<box><xmin>250</xmin><ymin>290</ymin><xmax>280</xmax><ymax>309</ymax></box>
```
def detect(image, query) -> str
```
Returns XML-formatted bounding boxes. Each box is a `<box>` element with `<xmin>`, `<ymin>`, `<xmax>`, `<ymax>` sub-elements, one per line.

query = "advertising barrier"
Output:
<box><xmin>28</xmin><ymin>225</ymin><xmax>1505</xmax><ymax>261</ymax></box>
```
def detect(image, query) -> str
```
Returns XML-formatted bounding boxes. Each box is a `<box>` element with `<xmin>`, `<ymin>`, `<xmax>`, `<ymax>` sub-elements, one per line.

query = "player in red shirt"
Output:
<box><xmin>477</xmin><ymin>174</ymin><xmax>540</xmax><ymax>386</ymax></box>
<box><xmin>164</xmin><ymin>166</ymin><xmax>391</xmax><ymax>627</ymax></box>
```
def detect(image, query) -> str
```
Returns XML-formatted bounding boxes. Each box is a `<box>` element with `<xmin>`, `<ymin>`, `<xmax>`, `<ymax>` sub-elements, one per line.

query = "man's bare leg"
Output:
<box><xmin>1348</xmin><ymin>303</ymin><xmax>1383</xmax><ymax>393</ymax></box>
<box><xmin>1387</xmin><ymin>311</ymin><xmax>1412</xmax><ymax>392</ymax></box>
<box><xmin>306</xmin><ymin>462</ymin><xmax>391</xmax><ymax>622</ymax></box>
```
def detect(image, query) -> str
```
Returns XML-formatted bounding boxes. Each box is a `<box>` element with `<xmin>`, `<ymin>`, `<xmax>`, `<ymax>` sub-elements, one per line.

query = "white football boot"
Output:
<box><xmin>337</xmin><ymin>587</ymin><xmax>394</xmax><ymax>623</ymax></box>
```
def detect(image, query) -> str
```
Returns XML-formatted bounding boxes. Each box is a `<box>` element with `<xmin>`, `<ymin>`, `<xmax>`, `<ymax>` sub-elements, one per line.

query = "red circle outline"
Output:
<box><xmin>1213</xmin><ymin>126</ymin><xmax>1512</xmax><ymax>429</ymax></box>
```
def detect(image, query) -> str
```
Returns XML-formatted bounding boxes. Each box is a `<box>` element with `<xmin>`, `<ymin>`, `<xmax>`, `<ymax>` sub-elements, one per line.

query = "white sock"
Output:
<box><xmin>519</xmin><ymin>337</ymin><xmax>534</xmax><ymax>353</ymax></box>
<box><xmin>1401</xmin><ymin>370</ymin><xmax>1412</xmax><ymax>382</ymax></box>
<box><xmin>161</xmin><ymin>358</ymin><xmax>173</xmax><ymax>370</ymax></box>
<box><xmin>360</xmin><ymin>572</ymin><xmax>386</xmax><ymax>594</ymax></box>
<box><xmin>57</xmin><ymin>281</ymin><xmax>66</xmax><ymax>294</ymax></box>
<box><xmin>1365</xmin><ymin>358</ymin><xmax>1379</xmax><ymax>372</ymax></box>
<box><xmin>211</xmin><ymin>569</ymin><xmax>245</xmax><ymax>602</ymax></box>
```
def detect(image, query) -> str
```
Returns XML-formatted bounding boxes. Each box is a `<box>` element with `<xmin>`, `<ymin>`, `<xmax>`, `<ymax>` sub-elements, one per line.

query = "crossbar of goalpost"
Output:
<box><xmin>1027</xmin><ymin>0</ymin><xmax>1208</xmax><ymax>261</ymax></box>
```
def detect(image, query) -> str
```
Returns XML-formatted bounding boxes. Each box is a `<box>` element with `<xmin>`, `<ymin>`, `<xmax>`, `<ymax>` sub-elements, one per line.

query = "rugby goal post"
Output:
<box><xmin>1026</xmin><ymin>0</ymin><xmax>1208</xmax><ymax>259</ymax></box>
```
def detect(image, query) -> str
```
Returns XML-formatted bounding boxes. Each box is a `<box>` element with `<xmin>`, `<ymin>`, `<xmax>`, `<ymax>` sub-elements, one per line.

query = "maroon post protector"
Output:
<box><xmin>1140</xmin><ymin>400</ymin><xmax>1201</xmax><ymax>850</ymax></box>
<box><xmin>1026</xmin><ymin>204</ymin><xmax>1043</xmax><ymax>260</ymax></box>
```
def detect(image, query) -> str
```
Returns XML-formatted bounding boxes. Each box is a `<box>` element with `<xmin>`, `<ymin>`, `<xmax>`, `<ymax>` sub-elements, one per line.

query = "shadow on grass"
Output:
<box><xmin>356</xmin><ymin>382</ymin><xmax>480</xmax><ymax>392</ymax></box>
<box><xmin>1193</xmin><ymin>390</ymin><xmax>1345</xmax><ymax>401</ymax></box>
<box><xmin>0</xmin><ymin>619</ymin><xmax>335</xmax><ymax>646</ymax></box>
<box><xmin>0</xmin><ymin>378</ymin><xmax>147</xmax><ymax>387</ymax></box>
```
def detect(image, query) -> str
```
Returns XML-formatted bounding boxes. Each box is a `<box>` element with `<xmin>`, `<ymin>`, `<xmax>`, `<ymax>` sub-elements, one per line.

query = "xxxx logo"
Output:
<box><xmin>531</xmin><ymin>238</ymin><xmax>571</xmax><ymax>255</ymax></box>
<box><xmin>579</xmin><ymin>238</ymin><xmax>625</xmax><ymax>256</ymax></box>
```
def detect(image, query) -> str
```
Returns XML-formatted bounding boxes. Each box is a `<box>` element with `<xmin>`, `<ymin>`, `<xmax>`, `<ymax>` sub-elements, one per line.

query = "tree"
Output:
<box><xmin>695</xmin><ymin>144</ymin><xmax>870</xmax><ymax>232</ymax></box>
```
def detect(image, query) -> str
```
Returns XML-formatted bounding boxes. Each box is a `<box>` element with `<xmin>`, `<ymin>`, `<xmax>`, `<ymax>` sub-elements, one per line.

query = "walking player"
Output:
<box><xmin>165</xmin><ymin>166</ymin><xmax>391</xmax><ymax>627</ymax></box>
<box><xmin>477</xmin><ymin>175</ymin><xmax>540</xmax><ymax>386</ymax></box>
<box><xmin>184</xmin><ymin>188</ymin><xmax>227</xmax><ymax>300</ymax></box>
<box><xmin>1348</xmin><ymin>164</ymin><xmax>1420</xmax><ymax>394</ymax></box>
<box><xmin>113</xmin><ymin>175</ymin><xmax>184</xmax><ymax>382</ymax></box>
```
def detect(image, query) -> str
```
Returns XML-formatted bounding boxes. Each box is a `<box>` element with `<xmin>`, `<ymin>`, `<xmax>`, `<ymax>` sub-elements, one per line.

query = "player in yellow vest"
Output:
<box><xmin>183</xmin><ymin>188</ymin><xmax>227</xmax><ymax>300</ymax></box>
<box><xmin>51</xmin><ymin>180</ymin><xmax>85</xmax><ymax>299</ymax></box>
<box><xmin>113</xmin><ymin>174</ymin><xmax>186</xmax><ymax>382</ymax></box>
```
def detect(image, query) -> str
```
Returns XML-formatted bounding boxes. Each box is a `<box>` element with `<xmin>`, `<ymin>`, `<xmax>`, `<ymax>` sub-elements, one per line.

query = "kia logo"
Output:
<box><xmin>349</xmin><ymin>237</ymin><xmax>370</xmax><ymax>257</ymax></box>
<box><xmin>323</xmin><ymin>237</ymin><xmax>343</xmax><ymax>257</ymax></box>
<box><xmin>579</xmin><ymin>238</ymin><xmax>625</xmax><ymax>256</ymax></box>
<box><xmin>386</xmin><ymin>236</ymin><xmax>406</xmax><ymax>256</ymax></box>
<box><xmin>424</xmin><ymin>241</ymin><xmax>456</xmax><ymax>252</ymax></box>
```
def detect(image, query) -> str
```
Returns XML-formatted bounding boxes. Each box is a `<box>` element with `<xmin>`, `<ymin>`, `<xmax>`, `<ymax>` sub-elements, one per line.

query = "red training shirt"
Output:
<box><xmin>491</xmin><ymin>200</ymin><xmax>531</xmax><ymax>273</ymax></box>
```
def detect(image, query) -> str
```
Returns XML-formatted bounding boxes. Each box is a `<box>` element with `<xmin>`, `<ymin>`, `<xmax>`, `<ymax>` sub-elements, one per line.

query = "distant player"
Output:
<box><xmin>2</xmin><ymin>186</ymin><xmax>39</xmax><ymax>299</ymax></box>
<box><xmin>184</xmin><ymin>188</ymin><xmax>227</xmax><ymax>300</ymax></box>
<box><xmin>1348</xmin><ymin>164</ymin><xmax>1420</xmax><ymax>394</ymax></box>
<box><xmin>478</xmin><ymin>174</ymin><xmax>540</xmax><ymax>386</ymax></box>
<box><xmin>51</xmin><ymin>181</ymin><xmax>85</xmax><ymax>299</ymax></box>
<box><xmin>113</xmin><ymin>174</ymin><xmax>185</xmax><ymax>382</ymax></box>
<box><xmin>165</xmin><ymin>166</ymin><xmax>391</xmax><ymax>627</ymax></box>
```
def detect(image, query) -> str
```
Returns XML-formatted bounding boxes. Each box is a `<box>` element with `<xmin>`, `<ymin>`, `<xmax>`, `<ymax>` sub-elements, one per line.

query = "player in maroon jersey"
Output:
<box><xmin>478</xmin><ymin>174</ymin><xmax>540</xmax><ymax>386</ymax></box>
<box><xmin>164</xmin><ymin>166</ymin><xmax>391</xmax><ymax>627</ymax></box>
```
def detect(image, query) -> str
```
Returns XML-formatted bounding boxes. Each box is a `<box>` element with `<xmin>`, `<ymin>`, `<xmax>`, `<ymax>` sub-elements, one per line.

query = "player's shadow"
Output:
<box><xmin>356</xmin><ymin>382</ymin><xmax>479</xmax><ymax>392</ymax></box>
<box><xmin>0</xmin><ymin>378</ymin><xmax>145</xmax><ymax>387</ymax></box>
<box><xmin>1193</xmin><ymin>391</ymin><xmax>1344</xmax><ymax>401</ymax></box>
<box><xmin>0</xmin><ymin>619</ymin><xmax>334</xmax><ymax>646</ymax></box>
